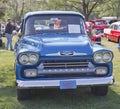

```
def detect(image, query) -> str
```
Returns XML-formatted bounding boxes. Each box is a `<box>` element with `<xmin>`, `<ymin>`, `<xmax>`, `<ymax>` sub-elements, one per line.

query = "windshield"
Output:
<box><xmin>95</xmin><ymin>21</ymin><xmax>107</xmax><ymax>25</ymax></box>
<box><xmin>24</xmin><ymin>14</ymin><xmax>86</xmax><ymax>36</ymax></box>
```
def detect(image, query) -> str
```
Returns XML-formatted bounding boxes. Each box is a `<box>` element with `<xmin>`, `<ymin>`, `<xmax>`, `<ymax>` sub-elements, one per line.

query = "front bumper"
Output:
<box><xmin>17</xmin><ymin>76</ymin><xmax>114</xmax><ymax>88</ymax></box>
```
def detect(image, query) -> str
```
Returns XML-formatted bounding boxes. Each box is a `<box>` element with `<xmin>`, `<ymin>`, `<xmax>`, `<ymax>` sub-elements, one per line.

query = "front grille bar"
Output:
<box><xmin>37</xmin><ymin>68</ymin><xmax>95</xmax><ymax>75</ymax></box>
<box><xmin>42</xmin><ymin>61</ymin><xmax>89</xmax><ymax>69</ymax></box>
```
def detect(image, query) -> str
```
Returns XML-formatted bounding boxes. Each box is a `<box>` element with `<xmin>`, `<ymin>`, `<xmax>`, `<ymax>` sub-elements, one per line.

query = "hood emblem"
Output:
<box><xmin>60</xmin><ymin>51</ymin><xmax>74</xmax><ymax>56</ymax></box>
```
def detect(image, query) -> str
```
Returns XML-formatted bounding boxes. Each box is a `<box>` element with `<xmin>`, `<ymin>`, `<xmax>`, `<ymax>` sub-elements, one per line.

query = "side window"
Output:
<box><xmin>110</xmin><ymin>25</ymin><xmax>114</xmax><ymax>29</ymax></box>
<box><xmin>114</xmin><ymin>25</ymin><xmax>117</xmax><ymax>30</ymax></box>
<box><xmin>80</xmin><ymin>19</ymin><xmax>86</xmax><ymax>33</ymax></box>
<box><xmin>118</xmin><ymin>25</ymin><xmax>120</xmax><ymax>30</ymax></box>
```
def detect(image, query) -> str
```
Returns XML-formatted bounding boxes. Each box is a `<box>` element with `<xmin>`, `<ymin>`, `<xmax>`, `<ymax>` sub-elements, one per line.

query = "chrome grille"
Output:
<box><xmin>43</xmin><ymin>60</ymin><xmax>89</xmax><ymax>69</ymax></box>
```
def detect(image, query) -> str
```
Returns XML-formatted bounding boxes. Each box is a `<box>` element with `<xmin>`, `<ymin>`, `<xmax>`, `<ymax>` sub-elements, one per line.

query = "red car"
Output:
<box><xmin>104</xmin><ymin>21</ymin><xmax>120</xmax><ymax>43</ymax></box>
<box><xmin>86</xmin><ymin>22</ymin><xmax>101</xmax><ymax>44</ymax></box>
<box><xmin>88</xmin><ymin>19</ymin><xmax>108</xmax><ymax>36</ymax></box>
<box><xmin>89</xmin><ymin>19</ymin><xmax>108</xmax><ymax>29</ymax></box>
<box><xmin>91</xmin><ymin>35</ymin><xmax>101</xmax><ymax>45</ymax></box>
<box><xmin>86</xmin><ymin>21</ymin><xmax>93</xmax><ymax>33</ymax></box>
<box><xmin>91</xmin><ymin>29</ymin><xmax>102</xmax><ymax>45</ymax></box>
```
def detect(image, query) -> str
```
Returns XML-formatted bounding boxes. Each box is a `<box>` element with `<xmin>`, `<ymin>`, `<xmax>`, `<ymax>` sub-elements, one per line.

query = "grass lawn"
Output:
<box><xmin>0</xmin><ymin>37</ymin><xmax>120</xmax><ymax>109</ymax></box>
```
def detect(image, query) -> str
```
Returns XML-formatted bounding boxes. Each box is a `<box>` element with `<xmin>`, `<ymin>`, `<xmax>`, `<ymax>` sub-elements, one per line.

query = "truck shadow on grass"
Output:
<box><xmin>18</xmin><ymin>87</ymin><xmax>120</xmax><ymax>109</ymax></box>
<box><xmin>0</xmin><ymin>86</ymin><xmax>120</xmax><ymax>109</ymax></box>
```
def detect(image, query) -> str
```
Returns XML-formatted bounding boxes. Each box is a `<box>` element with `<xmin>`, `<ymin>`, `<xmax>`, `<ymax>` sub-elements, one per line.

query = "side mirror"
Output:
<box><xmin>17</xmin><ymin>30</ymin><xmax>22</xmax><ymax>38</ymax></box>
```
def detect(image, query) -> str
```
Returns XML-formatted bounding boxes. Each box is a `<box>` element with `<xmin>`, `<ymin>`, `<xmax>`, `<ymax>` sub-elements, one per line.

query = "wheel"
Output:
<box><xmin>106</xmin><ymin>36</ymin><xmax>110</xmax><ymax>41</ymax></box>
<box><xmin>91</xmin><ymin>86</ymin><xmax>108</xmax><ymax>96</ymax></box>
<box><xmin>17</xmin><ymin>89</ymin><xmax>31</xmax><ymax>100</ymax></box>
<box><xmin>118</xmin><ymin>37</ymin><xmax>120</xmax><ymax>43</ymax></box>
<box><xmin>118</xmin><ymin>38</ymin><xmax>120</xmax><ymax>50</ymax></box>
<box><xmin>0</xmin><ymin>39</ymin><xmax>2</xmax><ymax>47</ymax></box>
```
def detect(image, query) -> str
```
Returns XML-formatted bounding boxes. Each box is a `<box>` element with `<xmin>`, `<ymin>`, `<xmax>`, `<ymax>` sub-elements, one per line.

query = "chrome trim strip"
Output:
<box><xmin>46</xmin><ymin>52</ymin><xmax>87</xmax><ymax>56</ymax></box>
<box><xmin>37</xmin><ymin>68</ymin><xmax>95</xmax><ymax>74</ymax></box>
<box><xmin>17</xmin><ymin>76</ymin><xmax>114</xmax><ymax>88</ymax></box>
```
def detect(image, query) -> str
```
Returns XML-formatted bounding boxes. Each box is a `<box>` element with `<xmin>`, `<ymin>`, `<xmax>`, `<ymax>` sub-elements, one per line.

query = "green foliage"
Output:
<box><xmin>41</xmin><ymin>0</ymin><xmax>105</xmax><ymax>20</ymax></box>
<box><xmin>1</xmin><ymin>0</ymin><xmax>120</xmax><ymax>22</ymax></box>
<box><xmin>95</xmin><ymin>0</ymin><xmax>120</xmax><ymax>18</ymax></box>
<box><xmin>0</xmin><ymin>0</ymin><xmax>6</xmax><ymax>18</ymax></box>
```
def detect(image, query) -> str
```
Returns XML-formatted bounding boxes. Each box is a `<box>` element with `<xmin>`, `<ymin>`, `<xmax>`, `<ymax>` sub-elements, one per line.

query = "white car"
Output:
<box><xmin>104</xmin><ymin>21</ymin><xmax>120</xmax><ymax>42</ymax></box>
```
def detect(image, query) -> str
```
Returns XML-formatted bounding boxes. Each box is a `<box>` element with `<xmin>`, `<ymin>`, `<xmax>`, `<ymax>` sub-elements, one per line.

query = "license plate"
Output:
<box><xmin>60</xmin><ymin>80</ymin><xmax>77</xmax><ymax>89</ymax></box>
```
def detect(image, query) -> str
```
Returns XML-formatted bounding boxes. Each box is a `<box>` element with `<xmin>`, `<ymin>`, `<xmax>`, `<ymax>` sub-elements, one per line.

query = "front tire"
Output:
<box><xmin>17</xmin><ymin>89</ymin><xmax>31</xmax><ymax>100</ymax></box>
<box><xmin>106</xmin><ymin>36</ymin><xmax>110</xmax><ymax>41</ymax></box>
<box><xmin>91</xmin><ymin>86</ymin><xmax>108</xmax><ymax>96</ymax></box>
<box><xmin>118</xmin><ymin>37</ymin><xmax>120</xmax><ymax>43</ymax></box>
<box><xmin>0</xmin><ymin>39</ymin><xmax>2</xmax><ymax>47</ymax></box>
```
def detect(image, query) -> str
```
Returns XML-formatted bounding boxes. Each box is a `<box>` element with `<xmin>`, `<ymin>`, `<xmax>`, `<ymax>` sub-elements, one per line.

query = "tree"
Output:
<box><xmin>0</xmin><ymin>0</ymin><xmax>6</xmax><ymax>18</ymax></box>
<box><xmin>1</xmin><ymin>0</ymin><xmax>120</xmax><ymax>22</ymax></box>
<box><xmin>81</xmin><ymin>0</ymin><xmax>104</xmax><ymax>20</ymax></box>
<box><xmin>97</xmin><ymin>0</ymin><xmax>120</xmax><ymax>18</ymax></box>
<box><xmin>3</xmin><ymin>0</ymin><xmax>25</xmax><ymax>23</ymax></box>
<box><xmin>42</xmin><ymin>0</ymin><xmax>104</xmax><ymax>20</ymax></box>
<box><xmin>3</xmin><ymin>0</ymin><xmax>47</xmax><ymax>23</ymax></box>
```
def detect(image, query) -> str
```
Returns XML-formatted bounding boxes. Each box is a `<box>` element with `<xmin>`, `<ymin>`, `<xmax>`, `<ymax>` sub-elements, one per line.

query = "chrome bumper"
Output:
<box><xmin>17</xmin><ymin>76</ymin><xmax>114</xmax><ymax>88</ymax></box>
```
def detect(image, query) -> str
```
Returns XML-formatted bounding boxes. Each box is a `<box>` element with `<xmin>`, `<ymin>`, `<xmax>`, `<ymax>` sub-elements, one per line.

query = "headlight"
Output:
<box><xmin>94</xmin><ymin>52</ymin><xmax>113</xmax><ymax>63</ymax></box>
<box><xmin>18</xmin><ymin>53</ymin><xmax>39</xmax><ymax>65</ymax></box>
<box><xmin>19</xmin><ymin>54</ymin><xmax>29</xmax><ymax>64</ymax></box>
<box><xmin>103</xmin><ymin>52</ymin><xmax>112</xmax><ymax>62</ymax></box>
<box><xmin>29</xmin><ymin>54</ymin><xmax>39</xmax><ymax>64</ymax></box>
<box><xmin>94</xmin><ymin>52</ymin><xmax>103</xmax><ymax>63</ymax></box>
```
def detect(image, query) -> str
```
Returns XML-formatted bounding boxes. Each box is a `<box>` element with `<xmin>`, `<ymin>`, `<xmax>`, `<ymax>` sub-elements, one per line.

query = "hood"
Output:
<box><xmin>18</xmin><ymin>34</ymin><xmax>93</xmax><ymax>56</ymax></box>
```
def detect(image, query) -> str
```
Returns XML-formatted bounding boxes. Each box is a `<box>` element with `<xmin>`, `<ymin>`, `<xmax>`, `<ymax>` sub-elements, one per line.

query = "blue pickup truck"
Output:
<box><xmin>15</xmin><ymin>11</ymin><xmax>114</xmax><ymax>100</ymax></box>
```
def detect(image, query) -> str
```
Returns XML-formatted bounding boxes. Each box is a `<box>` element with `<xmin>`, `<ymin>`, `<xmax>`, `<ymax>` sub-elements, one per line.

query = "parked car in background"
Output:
<box><xmin>0</xmin><ymin>23</ymin><xmax>6</xmax><ymax>37</ymax></box>
<box><xmin>104</xmin><ymin>21</ymin><xmax>120</xmax><ymax>43</ymax></box>
<box><xmin>91</xmin><ymin>34</ymin><xmax>101</xmax><ymax>44</ymax></box>
<box><xmin>86</xmin><ymin>22</ymin><xmax>101</xmax><ymax>44</ymax></box>
<box><xmin>91</xmin><ymin>28</ymin><xmax>102</xmax><ymax>45</ymax></box>
<box><xmin>86</xmin><ymin>21</ymin><xmax>93</xmax><ymax>33</ymax></box>
<box><xmin>0</xmin><ymin>23</ymin><xmax>5</xmax><ymax>47</ymax></box>
<box><xmin>88</xmin><ymin>19</ymin><xmax>109</xmax><ymax>36</ymax></box>
<box><xmin>89</xmin><ymin>19</ymin><xmax>108</xmax><ymax>29</ymax></box>
<box><xmin>102</xmin><ymin>16</ymin><xmax>118</xmax><ymax>25</ymax></box>
<box><xmin>15</xmin><ymin>11</ymin><xmax>114</xmax><ymax>100</ymax></box>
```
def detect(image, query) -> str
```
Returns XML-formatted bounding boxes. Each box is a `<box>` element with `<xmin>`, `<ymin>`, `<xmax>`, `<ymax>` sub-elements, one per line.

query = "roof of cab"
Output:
<box><xmin>24</xmin><ymin>11</ymin><xmax>85</xmax><ymax>19</ymax></box>
<box><xmin>112</xmin><ymin>21</ymin><xmax>120</xmax><ymax>25</ymax></box>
